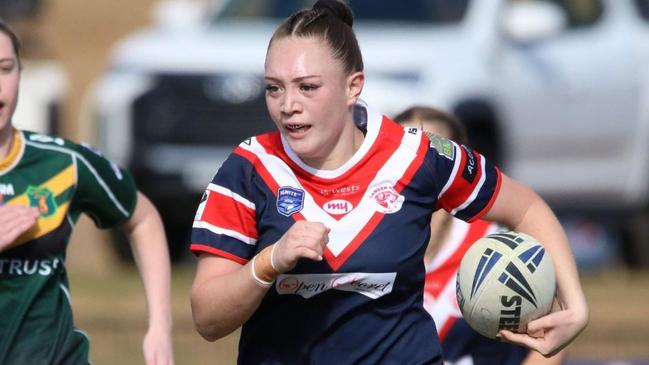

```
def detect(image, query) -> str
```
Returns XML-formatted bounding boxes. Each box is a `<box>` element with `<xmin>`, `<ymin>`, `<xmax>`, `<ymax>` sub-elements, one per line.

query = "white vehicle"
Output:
<box><xmin>89</xmin><ymin>0</ymin><xmax>649</xmax><ymax>265</ymax></box>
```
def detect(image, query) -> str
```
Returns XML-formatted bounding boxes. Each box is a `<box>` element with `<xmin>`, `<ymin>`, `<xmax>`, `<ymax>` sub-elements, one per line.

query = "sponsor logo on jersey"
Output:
<box><xmin>0</xmin><ymin>183</ymin><xmax>15</xmax><ymax>196</ymax></box>
<box><xmin>277</xmin><ymin>186</ymin><xmax>304</xmax><ymax>217</ymax></box>
<box><xmin>322</xmin><ymin>199</ymin><xmax>353</xmax><ymax>215</ymax></box>
<box><xmin>0</xmin><ymin>258</ymin><xmax>61</xmax><ymax>277</ymax></box>
<box><xmin>26</xmin><ymin>186</ymin><xmax>57</xmax><ymax>217</ymax></box>
<box><xmin>319</xmin><ymin>184</ymin><xmax>360</xmax><ymax>197</ymax></box>
<box><xmin>369</xmin><ymin>184</ymin><xmax>404</xmax><ymax>214</ymax></box>
<box><xmin>425</xmin><ymin>132</ymin><xmax>455</xmax><ymax>160</ymax></box>
<box><xmin>276</xmin><ymin>272</ymin><xmax>397</xmax><ymax>299</ymax></box>
<box><xmin>29</xmin><ymin>133</ymin><xmax>65</xmax><ymax>146</ymax></box>
<box><xmin>461</xmin><ymin>145</ymin><xmax>477</xmax><ymax>183</ymax></box>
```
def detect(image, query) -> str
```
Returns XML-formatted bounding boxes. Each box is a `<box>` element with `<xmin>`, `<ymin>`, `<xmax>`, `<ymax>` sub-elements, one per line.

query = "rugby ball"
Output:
<box><xmin>456</xmin><ymin>231</ymin><xmax>556</xmax><ymax>339</ymax></box>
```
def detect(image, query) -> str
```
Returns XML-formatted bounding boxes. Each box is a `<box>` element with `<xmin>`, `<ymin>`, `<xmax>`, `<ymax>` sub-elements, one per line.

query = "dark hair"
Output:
<box><xmin>0</xmin><ymin>19</ymin><xmax>22</xmax><ymax>68</ymax></box>
<box><xmin>393</xmin><ymin>106</ymin><xmax>468</xmax><ymax>144</ymax></box>
<box><xmin>269</xmin><ymin>0</ymin><xmax>363</xmax><ymax>74</ymax></box>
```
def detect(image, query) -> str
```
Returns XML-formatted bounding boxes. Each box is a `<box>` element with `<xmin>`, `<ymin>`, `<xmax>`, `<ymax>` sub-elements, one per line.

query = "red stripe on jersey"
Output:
<box><xmin>201</xmin><ymin>189</ymin><xmax>258</xmax><ymax>241</ymax></box>
<box><xmin>233</xmin><ymin>144</ymin><xmax>308</xmax><ymax>224</ymax></box>
<box><xmin>256</xmin><ymin>119</ymin><xmax>404</xmax><ymax>220</ymax></box>
<box><xmin>438</xmin><ymin>147</ymin><xmax>484</xmax><ymax>213</ymax></box>
<box><xmin>467</xmin><ymin>167</ymin><xmax>502</xmax><ymax>223</ymax></box>
<box><xmin>424</xmin><ymin>219</ymin><xmax>493</xmax><ymax>298</ymax></box>
<box><xmin>190</xmin><ymin>244</ymin><xmax>249</xmax><ymax>264</ymax></box>
<box><xmin>438</xmin><ymin>316</ymin><xmax>459</xmax><ymax>342</ymax></box>
<box><xmin>325</xmin><ymin>131</ymin><xmax>428</xmax><ymax>271</ymax></box>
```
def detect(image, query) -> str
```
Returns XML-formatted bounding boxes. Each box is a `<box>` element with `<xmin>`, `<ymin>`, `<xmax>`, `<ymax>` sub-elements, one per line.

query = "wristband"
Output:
<box><xmin>250</xmin><ymin>255</ymin><xmax>274</xmax><ymax>287</ymax></box>
<box><xmin>250</xmin><ymin>245</ymin><xmax>279</xmax><ymax>287</ymax></box>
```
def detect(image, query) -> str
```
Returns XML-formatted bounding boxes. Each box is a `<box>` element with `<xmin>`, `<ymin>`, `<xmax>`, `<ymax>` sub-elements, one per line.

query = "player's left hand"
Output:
<box><xmin>143</xmin><ymin>326</ymin><xmax>174</xmax><ymax>365</ymax></box>
<box><xmin>498</xmin><ymin>307</ymin><xmax>587</xmax><ymax>357</ymax></box>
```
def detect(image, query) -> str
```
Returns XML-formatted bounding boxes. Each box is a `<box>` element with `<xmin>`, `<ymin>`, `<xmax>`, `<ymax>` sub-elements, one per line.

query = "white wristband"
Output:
<box><xmin>250</xmin><ymin>255</ymin><xmax>274</xmax><ymax>287</ymax></box>
<box><xmin>270</xmin><ymin>243</ymin><xmax>279</xmax><ymax>272</ymax></box>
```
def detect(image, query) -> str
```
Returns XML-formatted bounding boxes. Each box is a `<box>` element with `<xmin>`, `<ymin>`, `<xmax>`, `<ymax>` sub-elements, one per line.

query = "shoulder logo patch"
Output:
<box><xmin>277</xmin><ymin>186</ymin><xmax>305</xmax><ymax>217</ymax></box>
<box><xmin>425</xmin><ymin>132</ymin><xmax>455</xmax><ymax>160</ymax></box>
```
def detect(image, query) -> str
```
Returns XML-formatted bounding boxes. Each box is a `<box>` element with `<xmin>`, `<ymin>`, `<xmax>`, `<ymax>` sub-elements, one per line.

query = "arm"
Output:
<box><xmin>191</xmin><ymin>220</ymin><xmax>329</xmax><ymax>341</ymax></box>
<box><xmin>0</xmin><ymin>205</ymin><xmax>39</xmax><ymax>252</ymax></box>
<box><xmin>522</xmin><ymin>349</ymin><xmax>566</xmax><ymax>365</ymax></box>
<box><xmin>483</xmin><ymin>174</ymin><xmax>588</xmax><ymax>356</ymax></box>
<box><xmin>120</xmin><ymin>192</ymin><xmax>174</xmax><ymax>365</ymax></box>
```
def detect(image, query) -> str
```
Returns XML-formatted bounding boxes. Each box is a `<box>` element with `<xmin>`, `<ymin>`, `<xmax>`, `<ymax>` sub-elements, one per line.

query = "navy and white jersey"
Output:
<box><xmin>191</xmin><ymin>103</ymin><xmax>501</xmax><ymax>365</ymax></box>
<box><xmin>424</xmin><ymin>219</ymin><xmax>528</xmax><ymax>365</ymax></box>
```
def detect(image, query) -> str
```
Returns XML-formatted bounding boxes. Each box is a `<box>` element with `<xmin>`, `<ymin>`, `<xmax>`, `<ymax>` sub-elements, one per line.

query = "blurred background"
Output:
<box><xmin>4</xmin><ymin>0</ymin><xmax>649</xmax><ymax>364</ymax></box>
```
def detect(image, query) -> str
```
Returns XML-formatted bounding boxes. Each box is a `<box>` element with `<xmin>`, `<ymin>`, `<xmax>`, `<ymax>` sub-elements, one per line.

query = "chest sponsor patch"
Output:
<box><xmin>276</xmin><ymin>272</ymin><xmax>397</xmax><ymax>299</ymax></box>
<box><xmin>277</xmin><ymin>186</ymin><xmax>305</xmax><ymax>217</ymax></box>
<box><xmin>322</xmin><ymin>199</ymin><xmax>353</xmax><ymax>215</ymax></box>
<box><xmin>369</xmin><ymin>184</ymin><xmax>404</xmax><ymax>214</ymax></box>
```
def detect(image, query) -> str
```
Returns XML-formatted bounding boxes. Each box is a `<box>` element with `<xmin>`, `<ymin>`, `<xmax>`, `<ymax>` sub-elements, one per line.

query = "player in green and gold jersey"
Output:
<box><xmin>0</xmin><ymin>20</ymin><xmax>174</xmax><ymax>364</ymax></box>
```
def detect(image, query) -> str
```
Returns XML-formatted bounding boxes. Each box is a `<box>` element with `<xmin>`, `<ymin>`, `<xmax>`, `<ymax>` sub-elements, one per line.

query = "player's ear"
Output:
<box><xmin>346</xmin><ymin>71</ymin><xmax>364</xmax><ymax>107</ymax></box>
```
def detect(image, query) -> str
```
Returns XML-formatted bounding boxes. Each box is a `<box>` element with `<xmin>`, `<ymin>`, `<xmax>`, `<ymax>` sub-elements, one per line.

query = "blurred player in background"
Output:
<box><xmin>394</xmin><ymin>105</ymin><xmax>565</xmax><ymax>365</ymax></box>
<box><xmin>0</xmin><ymin>20</ymin><xmax>174</xmax><ymax>364</ymax></box>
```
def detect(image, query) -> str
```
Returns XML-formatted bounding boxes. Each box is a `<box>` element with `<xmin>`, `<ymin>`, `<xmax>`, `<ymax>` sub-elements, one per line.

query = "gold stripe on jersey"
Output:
<box><xmin>6</xmin><ymin>164</ymin><xmax>77</xmax><ymax>246</ymax></box>
<box><xmin>0</xmin><ymin>129</ymin><xmax>24</xmax><ymax>173</ymax></box>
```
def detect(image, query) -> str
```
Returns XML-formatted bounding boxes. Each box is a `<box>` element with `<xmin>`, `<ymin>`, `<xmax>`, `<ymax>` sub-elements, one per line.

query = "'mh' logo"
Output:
<box><xmin>322</xmin><ymin>199</ymin><xmax>353</xmax><ymax>215</ymax></box>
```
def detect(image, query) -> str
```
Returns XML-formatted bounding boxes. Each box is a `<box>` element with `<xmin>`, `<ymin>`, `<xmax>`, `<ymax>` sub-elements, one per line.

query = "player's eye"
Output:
<box><xmin>300</xmin><ymin>84</ymin><xmax>319</xmax><ymax>92</ymax></box>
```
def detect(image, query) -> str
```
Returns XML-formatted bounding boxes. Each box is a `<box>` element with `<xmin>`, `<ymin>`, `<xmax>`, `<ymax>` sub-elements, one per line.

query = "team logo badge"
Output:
<box><xmin>26</xmin><ymin>186</ymin><xmax>57</xmax><ymax>217</ymax></box>
<box><xmin>277</xmin><ymin>186</ymin><xmax>305</xmax><ymax>217</ymax></box>
<box><xmin>425</xmin><ymin>132</ymin><xmax>455</xmax><ymax>160</ymax></box>
<box><xmin>369</xmin><ymin>184</ymin><xmax>404</xmax><ymax>214</ymax></box>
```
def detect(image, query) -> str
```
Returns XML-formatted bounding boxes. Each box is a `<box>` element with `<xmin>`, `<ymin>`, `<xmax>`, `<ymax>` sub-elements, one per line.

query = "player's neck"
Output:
<box><xmin>0</xmin><ymin>125</ymin><xmax>15</xmax><ymax>161</ymax></box>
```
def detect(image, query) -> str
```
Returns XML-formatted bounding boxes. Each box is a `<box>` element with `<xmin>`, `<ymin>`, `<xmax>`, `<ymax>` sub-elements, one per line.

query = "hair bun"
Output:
<box><xmin>313</xmin><ymin>0</ymin><xmax>354</xmax><ymax>27</ymax></box>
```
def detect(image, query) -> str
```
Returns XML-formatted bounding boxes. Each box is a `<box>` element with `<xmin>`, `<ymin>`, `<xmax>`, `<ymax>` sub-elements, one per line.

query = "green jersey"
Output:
<box><xmin>0</xmin><ymin>129</ymin><xmax>137</xmax><ymax>364</ymax></box>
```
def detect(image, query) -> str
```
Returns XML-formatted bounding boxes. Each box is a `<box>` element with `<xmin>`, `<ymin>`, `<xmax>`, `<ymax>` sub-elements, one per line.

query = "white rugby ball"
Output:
<box><xmin>456</xmin><ymin>231</ymin><xmax>556</xmax><ymax>339</ymax></box>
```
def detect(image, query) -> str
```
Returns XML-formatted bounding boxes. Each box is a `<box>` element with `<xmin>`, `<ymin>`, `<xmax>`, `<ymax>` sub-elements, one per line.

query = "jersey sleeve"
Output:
<box><xmin>71</xmin><ymin>142</ymin><xmax>137</xmax><ymax>228</ymax></box>
<box><xmin>190</xmin><ymin>151</ymin><xmax>258</xmax><ymax>264</ymax></box>
<box><xmin>424</xmin><ymin>132</ymin><xmax>501</xmax><ymax>222</ymax></box>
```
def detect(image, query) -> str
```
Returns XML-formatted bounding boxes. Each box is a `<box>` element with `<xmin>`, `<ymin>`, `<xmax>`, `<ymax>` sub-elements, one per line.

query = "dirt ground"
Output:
<box><xmin>16</xmin><ymin>0</ymin><xmax>649</xmax><ymax>364</ymax></box>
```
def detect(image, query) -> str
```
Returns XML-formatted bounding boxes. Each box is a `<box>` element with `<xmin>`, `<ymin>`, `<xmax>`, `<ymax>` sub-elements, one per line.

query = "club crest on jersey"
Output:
<box><xmin>26</xmin><ymin>186</ymin><xmax>57</xmax><ymax>217</ymax></box>
<box><xmin>369</xmin><ymin>184</ymin><xmax>404</xmax><ymax>214</ymax></box>
<box><xmin>277</xmin><ymin>186</ymin><xmax>305</xmax><ymax>217</ymax></box>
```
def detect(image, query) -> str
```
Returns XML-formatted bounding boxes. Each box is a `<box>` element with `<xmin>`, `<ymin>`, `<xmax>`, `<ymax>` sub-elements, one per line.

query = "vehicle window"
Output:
<box><xmin>216</xmin><ymin>0</ymin><xmax>469</xmax><ymax>24</ymax></box>
<box><xmin>634</xmin><ymin>0</ymin><xmax>649</xmax><ymax>21</ymax></box>
<box><xmin>510</xmin><ymin>0</ymin><xmax>603</xmax><ymax>28</ymax></box>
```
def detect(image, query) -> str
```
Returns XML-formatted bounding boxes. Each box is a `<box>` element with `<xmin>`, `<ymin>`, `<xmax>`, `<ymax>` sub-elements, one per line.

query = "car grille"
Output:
<box><xmin>132</xmin><ymin>73</ymin><xmax>274</xmax><ymax>145</ymax></box>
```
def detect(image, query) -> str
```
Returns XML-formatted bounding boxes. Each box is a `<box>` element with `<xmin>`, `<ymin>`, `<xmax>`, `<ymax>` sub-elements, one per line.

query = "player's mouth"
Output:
<box><xmin>284</xmin><ymin>123</ymin><xmax>311</xmax><ymax>137</ymax></box>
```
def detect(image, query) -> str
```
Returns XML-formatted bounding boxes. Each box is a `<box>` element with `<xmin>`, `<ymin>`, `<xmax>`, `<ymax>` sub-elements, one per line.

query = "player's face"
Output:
<box><xmin>265</xmin><ymin>36</ymin><xmax>363</xmax><ymax>169</ymax></box>
<box><xmin>0</xmin><ymin>32</ymin><xmax>20</xmax><ymax>135</ymax></box>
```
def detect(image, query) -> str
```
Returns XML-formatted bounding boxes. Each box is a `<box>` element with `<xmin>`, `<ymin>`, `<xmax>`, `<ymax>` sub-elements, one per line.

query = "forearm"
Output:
<box><xmin>123</xmin><ymin>193</ymin><xmax>173</xmax><ymax>332</ymax></box>
<box><xmin>513</xmin><ymin>196</ymin><xmax>588</xmax><ymax>322</ymax></box>
<box><xmin>129</xmin><ymin>212</ymin><xmax>173</xmax><ymax>332</ymax></box>
<box><xmin>191</xmin><ymin>257</ymin><xmax>271</xmax><ymax>341</ymax></box>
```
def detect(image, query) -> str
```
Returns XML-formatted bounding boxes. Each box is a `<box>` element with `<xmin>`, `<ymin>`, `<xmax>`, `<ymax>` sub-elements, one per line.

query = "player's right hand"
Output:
<box><xmin>0</xmin><ymin>205</ymin><xmax>39</xmax><ymax>252</ymax></box>
<box><xmin>271</xmin><ymin>221</ymin><xmax>330</xmax><ymax>273</ymax></box>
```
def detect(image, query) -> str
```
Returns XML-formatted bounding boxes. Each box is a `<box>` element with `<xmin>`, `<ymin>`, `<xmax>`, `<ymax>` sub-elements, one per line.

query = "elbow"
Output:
<box><xmin>191</xmin><ymin>294</ymin><xmax>232</xmax><ymax>342</ymax></box>
<box><xmin>195</xmin><ymin>323</ymin><xmax>222</xmax><ymax>342</ymax></box>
